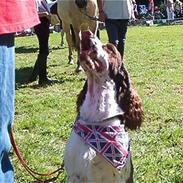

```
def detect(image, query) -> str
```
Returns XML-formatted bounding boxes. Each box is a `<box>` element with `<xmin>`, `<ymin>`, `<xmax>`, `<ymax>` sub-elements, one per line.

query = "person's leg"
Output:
<box><xmin>171</xmin><ymin>10</ymin><xmax>175</xmax><ymax>20</ymax></box>
<box><xmin>35</xmin><ymin>18</ymin><xmax>49</xmax><ymax>56</ymax></box>
<box><xmin>105</xmin><ymin>19</ymin><xmax>119</xmax><ymax>47</ymax></box>
<box><xmin>29</xmin><ymin>21</ymin><xmax>46</xmax><ymax>82</ymax></box>
<box><xmin>0</xmin><ymin>33</ymin><xmax>15</xmax><ymax>183</ymax></box>
<box><xmin>166</xmin><ymin>7</ymin><xmax>171</xmax><ymax>20</ymax></box>
<box><xmin>117</xmin><ymin>19</ymin><xmax>129</xmax><ymax>59</ymax></box>
<box><xmin>31</xmin><ymin>18</ymin><xmax>52</xmax><ymax>85</ymax></box>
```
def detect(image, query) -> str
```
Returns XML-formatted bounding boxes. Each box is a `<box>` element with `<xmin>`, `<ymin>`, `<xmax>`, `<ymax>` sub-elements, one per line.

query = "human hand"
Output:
<box><xmin>38</xmin><ymin>12</ymin><xmax>51</xmax><ymax>20</ymax></box>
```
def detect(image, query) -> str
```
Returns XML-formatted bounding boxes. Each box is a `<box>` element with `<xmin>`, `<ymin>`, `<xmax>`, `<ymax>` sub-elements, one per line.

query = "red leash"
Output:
<box><xmin>9</xmin><ymin>129</ymin><xmax>64</xmax><ymax>183</ymax></box>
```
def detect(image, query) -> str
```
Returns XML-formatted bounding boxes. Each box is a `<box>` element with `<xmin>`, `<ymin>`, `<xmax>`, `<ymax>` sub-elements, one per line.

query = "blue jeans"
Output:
<box><xmin>0</xmin><ymin>34</ymin><xmax>15</xmax><ymax>183</ymax></box>
<box><xmin>105</xmin><ymin>19</ymin><xmax>129</xmax><ymax>59</ymax></box>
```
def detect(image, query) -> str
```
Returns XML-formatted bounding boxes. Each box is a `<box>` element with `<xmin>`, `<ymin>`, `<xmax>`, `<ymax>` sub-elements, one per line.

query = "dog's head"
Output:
<box><xmin>79</xmin><ymin>30</ymin><xmax>110</xmax><ymax>76</ymax></box>
<box><xmin>77</xmin><ymin>30</ymin><xmax>143</xmax><ymax>130</ymax></box>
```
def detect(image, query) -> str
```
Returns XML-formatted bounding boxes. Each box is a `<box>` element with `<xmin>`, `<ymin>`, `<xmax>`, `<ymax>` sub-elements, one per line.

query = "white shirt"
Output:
<box><xmin>35</xmin><ymin>0</ymin><xmax>50</xmax><ymax>13</ymax></box>
<box><xmin>35</xmin><ymin>0</ymin><xmax>56</xmax><ymax>13</ymax></box>
<box><xmin>103</xmin><ymin>0</ymin><xmax>133</xmax><ymax>19</ymax></box>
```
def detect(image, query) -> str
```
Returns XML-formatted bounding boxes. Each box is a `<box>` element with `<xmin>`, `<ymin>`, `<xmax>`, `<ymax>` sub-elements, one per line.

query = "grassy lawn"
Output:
<box><xmin>13</xmin><ymin>25</ymin><xmax>183</xmax><ymax>183</ymax></box>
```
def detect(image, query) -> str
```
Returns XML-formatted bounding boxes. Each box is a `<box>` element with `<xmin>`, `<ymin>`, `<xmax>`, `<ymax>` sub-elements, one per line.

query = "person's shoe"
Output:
<box><xmin>38</xmin><ymin>77</ymin><xmax>53</xmax><ymax>85</ymax></box>
<box><xmin>29</xmin><ymin>73</ymin><xmax>38</xmax><ymax>82</ymax></box>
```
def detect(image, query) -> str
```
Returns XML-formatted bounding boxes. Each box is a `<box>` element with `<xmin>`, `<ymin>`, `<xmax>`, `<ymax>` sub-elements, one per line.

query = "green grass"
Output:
<box><xmin>13</xmin><ymin>25</ymin><xmax>183</xmax><ymax>183</ymax></box>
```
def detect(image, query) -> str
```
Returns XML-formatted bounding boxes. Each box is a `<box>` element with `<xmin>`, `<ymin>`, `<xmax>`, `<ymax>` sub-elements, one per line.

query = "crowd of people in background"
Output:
<box><xmin>16</xmin><ymin>0</ymin><xmax>183</xmax><ymax>37</ymax></box>
<box><xmin>134</xmin><ymin>0</ymin><xmax>183</xmax><ymax>21</ymax></box>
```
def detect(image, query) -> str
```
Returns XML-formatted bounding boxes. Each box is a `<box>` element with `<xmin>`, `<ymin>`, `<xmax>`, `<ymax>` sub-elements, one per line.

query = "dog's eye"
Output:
<box><xmin>91</xmin><ymin>44</ymin><xmax>97</xmax><ymax>53</ymax></box>
<box><xmin>91</xmin><ymin>44</ymin><xmax>95</xmax><ymax>50</ymax></box>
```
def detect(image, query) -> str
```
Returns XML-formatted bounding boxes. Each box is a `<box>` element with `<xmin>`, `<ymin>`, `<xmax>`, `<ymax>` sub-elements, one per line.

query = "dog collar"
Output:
<box><xmin>73</xmin><ymin>119</ymin><xmax>130</xmax><ymax>171</ymax></box>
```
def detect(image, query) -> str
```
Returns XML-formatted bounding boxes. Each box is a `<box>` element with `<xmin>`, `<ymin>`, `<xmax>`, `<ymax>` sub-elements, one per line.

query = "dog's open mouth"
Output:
<box><xmin>80</xmin><ymin>30</ymin><xmax>107</xmax><ymax>73</ymax></box>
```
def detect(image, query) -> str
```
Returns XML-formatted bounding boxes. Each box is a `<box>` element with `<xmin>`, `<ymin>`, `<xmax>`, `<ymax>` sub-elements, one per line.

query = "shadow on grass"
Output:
<box><xmin>50</xmin><ymin>46</ymin><xmax>65</xmax><ymax>51</ymax></box>
<box><xmin>15</xmin><ymin>66</ymin><xmax>68</xmax><ymax>89</ymax></box>
<box><xmin>174</xmin><ymin>177</ymin><xmax>183</xmax><ymax>183</ymax></box>
<box><xmin>15</xmin><ymin>46</ymin><xmax>65</xmax><ymax>54</ymax></box>
<box><xmin>15</xmin><ymin>46</ymin><xmax>38</xmax><ymax>54</ymax></box>
<box><xmin>15</xmin><ymin>66</ymin><xmax>32</xmax><ymax>86</ymax></box>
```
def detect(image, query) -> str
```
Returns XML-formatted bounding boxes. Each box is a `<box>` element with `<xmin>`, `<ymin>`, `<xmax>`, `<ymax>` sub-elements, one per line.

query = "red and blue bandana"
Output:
<box><xmin>73</xmin><ymin>119</ymin><xmax>130</xmax><ymax>171</ymax></box>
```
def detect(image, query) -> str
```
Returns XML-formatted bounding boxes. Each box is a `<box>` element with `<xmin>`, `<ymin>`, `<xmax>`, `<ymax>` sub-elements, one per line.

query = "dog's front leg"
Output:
<box><xmin>67</xmin><ymin>175</ymin><xmax>88</xmax><ymax>183</ymax></box>
<box><xmin>126</xmin><ymin>159</ymin><xmax>134</xmax><ymax>183</ymax></box>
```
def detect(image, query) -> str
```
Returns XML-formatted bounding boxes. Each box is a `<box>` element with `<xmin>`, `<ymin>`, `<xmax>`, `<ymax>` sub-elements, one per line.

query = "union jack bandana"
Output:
<box><xmin>73</xmin><ymin>119</ymin><xmax>130</xmax><ymax>171</ymax></box>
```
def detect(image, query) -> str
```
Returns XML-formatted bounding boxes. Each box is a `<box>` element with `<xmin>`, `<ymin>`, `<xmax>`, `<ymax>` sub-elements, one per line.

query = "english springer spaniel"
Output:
<box><xmin>64</xmin><ymin>30</ymin><xmax>143</xmax><ymax>183</ymax></box>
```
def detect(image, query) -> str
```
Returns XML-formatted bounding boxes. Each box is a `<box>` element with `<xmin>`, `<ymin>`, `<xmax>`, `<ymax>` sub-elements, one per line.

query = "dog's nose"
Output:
<box><xmin>80</xmin><ymin>30</ymin><xmax>93</xmax><ymax>51</ymax></box>
<box><xmin>81</xmin><ymin>30</ymin><xmax>93</xmax><ymax>38</ymax></box>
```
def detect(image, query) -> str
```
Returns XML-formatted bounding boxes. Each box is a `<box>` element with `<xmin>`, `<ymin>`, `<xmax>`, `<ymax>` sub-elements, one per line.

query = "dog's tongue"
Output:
<box><xmin>81</xmin><ymin>31</ymin><xmax>93</xmax><ymax>51</ymax></box>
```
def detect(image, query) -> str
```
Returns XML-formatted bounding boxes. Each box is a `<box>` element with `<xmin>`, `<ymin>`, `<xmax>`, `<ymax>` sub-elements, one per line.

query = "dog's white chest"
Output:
<box><xmin>79</xmin><ymin>79</ymin><xmax>123</xmax><ymax>123</ymax></box>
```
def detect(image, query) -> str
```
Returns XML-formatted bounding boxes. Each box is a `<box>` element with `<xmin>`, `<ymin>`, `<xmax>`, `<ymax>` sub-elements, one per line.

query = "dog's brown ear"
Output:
<box><xmin>76</xmin><ymin>81</ymin><xmax>87</xmax><ymax>114</ymax></box>
<box><xmin>114</xmin><ymin>66</ymin><xmax>143</xmax><ymax>130</ymax></box>
<box><xmin>103</xmin><ymin>43</ymin><xmax>122</xmax><ymax>75</ymax></box>
<box><xmin>123</xmin><ymin>87</ymin><xmax>144</xmax><ymax>130</ymax></box>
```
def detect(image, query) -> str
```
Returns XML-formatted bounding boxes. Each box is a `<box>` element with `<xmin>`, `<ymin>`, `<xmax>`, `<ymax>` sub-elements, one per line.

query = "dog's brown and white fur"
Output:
<box><xmin>64</xmin><ymin>31</ymin><xmax>143</xmax><ymax>183</ymax></box>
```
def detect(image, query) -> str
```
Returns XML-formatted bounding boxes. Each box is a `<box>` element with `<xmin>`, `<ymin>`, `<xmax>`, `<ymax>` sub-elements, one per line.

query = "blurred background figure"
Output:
<box><xmin>132</xmin><ymin>0</ymin><xmax>139</xmax><ymax>19</ymax></box>
<box><xmin>148</xmin><ymin>0</ymin><xmax>155</xmax><ymax>18</ymax></box>
<box><xmin>154</xmin><ymin>6</ymin><xmax>165</xmax><ymax>19</ymax></box>
<box><xmin>174</xmin><ymin>0</ymin><xmax>183</xmax><ymax>18</ymax></box>
<box><xmin>166</xmin><ymin>0</ymin><xmax>175</xmax><ymax>20</ymax></box>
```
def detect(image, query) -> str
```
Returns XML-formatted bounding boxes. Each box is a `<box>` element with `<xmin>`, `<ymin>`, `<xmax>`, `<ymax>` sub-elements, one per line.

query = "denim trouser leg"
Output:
<box><xmin>0</xmin><ymin>34</ymin><xmax>15</xmax><ymax>183</ymax></box>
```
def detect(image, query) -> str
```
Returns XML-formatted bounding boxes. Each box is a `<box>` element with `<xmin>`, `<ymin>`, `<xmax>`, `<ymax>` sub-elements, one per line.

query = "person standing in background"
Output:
<box><xmin>97</xmin><ymin>0</ymin><xmax>134</xmax><ymax>60</ymax></box>
<box><xmin>166</xmin><ymin>0</ymin><xmax>175</xmax><ymax>20</ymax></box>
<box><xmin>148</xmin><ymin>0</ymin><xmax>155</xmax><ymax>16</ymax></box>
<box><xmin>0</xmin><ymin>1</ymin><xmax>39</xmax><ymax>182</ymax></box>
<box><xmin>174</xmin><ymin>0</ymin><xmax>183</xmax><ymax>18</ymax></box>
<box><xmin>132</xmin><ymin>0</ymin><xmax>139</xmax><ymax>19</ymax></box>
<box><xmin>29</xmin><ymin>0</ymin><xmax>57</xmax><ymax>85</ymax></box>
